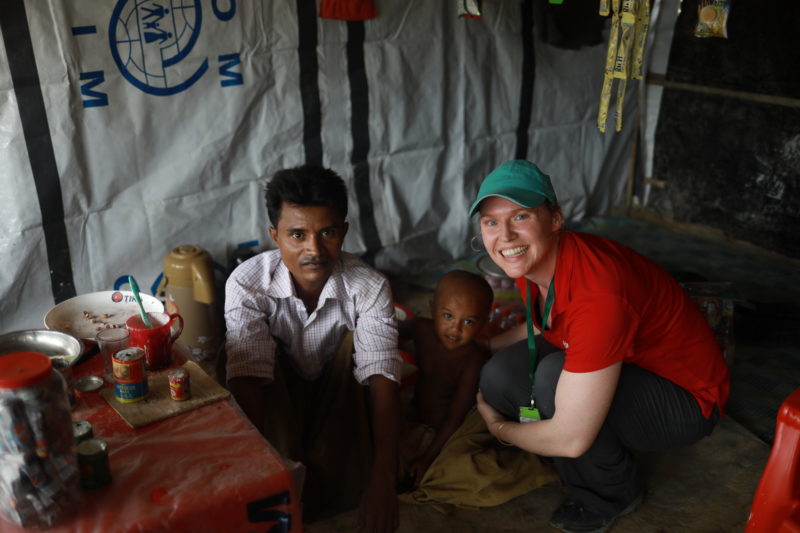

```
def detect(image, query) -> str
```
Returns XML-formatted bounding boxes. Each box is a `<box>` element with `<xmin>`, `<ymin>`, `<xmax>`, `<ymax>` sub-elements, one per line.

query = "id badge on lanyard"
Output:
<box><xmin>519</xmin><ymin>278</ymin><xmax>554</xmax><ymax>423</ymax></box>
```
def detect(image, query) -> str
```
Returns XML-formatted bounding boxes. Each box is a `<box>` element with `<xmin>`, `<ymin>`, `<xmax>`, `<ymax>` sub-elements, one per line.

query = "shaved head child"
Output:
<box><xmin>399</xmin><ymin>270</ymin><xmax>493</xmax><ymax>487</ymax></box>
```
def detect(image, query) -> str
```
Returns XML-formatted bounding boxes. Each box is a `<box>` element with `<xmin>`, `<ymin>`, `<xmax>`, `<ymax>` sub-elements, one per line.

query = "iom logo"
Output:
<box><xmin>109</xmin><ymin>0</ymin><xmax>207</xmax><ymax>95</ymax></box>
<box><xmin>75</xmin><ymin>0</ymin><xmax>242</xmax><ymax>106</ymax></box>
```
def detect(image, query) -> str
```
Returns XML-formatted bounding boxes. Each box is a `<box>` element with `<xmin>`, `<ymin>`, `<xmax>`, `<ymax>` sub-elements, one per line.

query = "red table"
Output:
<box><xmin>1</xmin><ymin>347</ymin><xmax>303</xmax><ymax>533</ymax></box>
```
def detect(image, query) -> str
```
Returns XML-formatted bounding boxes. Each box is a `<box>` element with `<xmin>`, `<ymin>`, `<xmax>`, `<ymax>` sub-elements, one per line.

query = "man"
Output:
<box><xmin>225</xmin><ymin>165</ymin><xmax>402</xmax><ymax>531</ymax></box>
<box><xmin>471</xmin><ymin>160</ymin><xmax>730</xmax><ymax>533</ymax></box>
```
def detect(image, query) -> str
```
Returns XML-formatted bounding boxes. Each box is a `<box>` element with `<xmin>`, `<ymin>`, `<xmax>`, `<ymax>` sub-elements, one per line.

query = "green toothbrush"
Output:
<box><xmin>128</xmin><ymin>275</ymin><xmax>153</xmax><ymax>328</ymax></box>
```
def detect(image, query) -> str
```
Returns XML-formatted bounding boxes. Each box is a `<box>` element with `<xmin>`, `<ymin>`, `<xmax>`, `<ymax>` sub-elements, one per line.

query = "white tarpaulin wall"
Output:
<box><xmin>0</xmin><ymin>0</ymin><xmax>639</xmax><ymax>333</ymax></box>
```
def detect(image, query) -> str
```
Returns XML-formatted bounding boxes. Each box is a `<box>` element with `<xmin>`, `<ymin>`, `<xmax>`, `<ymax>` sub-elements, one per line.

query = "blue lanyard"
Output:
<box><xmin>525</xmin><ymin>278</ymin><xmax>555</xmax><ymax>407</ymax></box>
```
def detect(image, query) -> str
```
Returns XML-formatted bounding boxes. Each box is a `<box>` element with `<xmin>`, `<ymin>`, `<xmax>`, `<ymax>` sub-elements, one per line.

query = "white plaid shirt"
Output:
<box><xmin>224</xmin><ymin>250</ymin><xmax>401</xmax><ymax>384</ymax></box>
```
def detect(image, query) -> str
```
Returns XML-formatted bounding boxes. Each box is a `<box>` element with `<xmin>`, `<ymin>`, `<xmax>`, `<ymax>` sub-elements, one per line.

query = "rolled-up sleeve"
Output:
<box><xmin>352</xmin><ymin>276</ymin><xmax>402</xmax><ymax>385</ymax></box>
<box><xmin>224</xmin><ymin>271</ymin><xmax>277</xmax><ymax>383</ymax></box>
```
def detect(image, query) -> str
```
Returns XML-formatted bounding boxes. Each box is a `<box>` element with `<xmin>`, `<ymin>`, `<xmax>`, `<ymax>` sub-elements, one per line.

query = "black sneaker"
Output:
<box><xmin>549</xmin><ymin>494</ymin><xmax>643</xmax><ymax>533</ymax></box>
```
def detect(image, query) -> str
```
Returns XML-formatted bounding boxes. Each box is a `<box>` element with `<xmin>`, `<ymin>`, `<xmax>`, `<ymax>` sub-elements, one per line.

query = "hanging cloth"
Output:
<box><xmin>319</xmin><ymin>0</ymin><xmax>377</xmax><ymax>21</ymax></box>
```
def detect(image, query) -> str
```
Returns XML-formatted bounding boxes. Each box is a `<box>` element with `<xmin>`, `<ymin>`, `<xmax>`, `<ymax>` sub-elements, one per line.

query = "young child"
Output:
<box><xmin>399</xmin><ymin>269</ymin><xmax>494</xmax><ymax>488</ymax></box>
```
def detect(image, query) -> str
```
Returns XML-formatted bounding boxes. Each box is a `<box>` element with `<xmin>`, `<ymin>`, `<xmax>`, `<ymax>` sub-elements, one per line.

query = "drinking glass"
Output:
<box><xmin>95</xmin><ymin>328</ymin><xmax>130</xmax><ymax>382</ymax></box>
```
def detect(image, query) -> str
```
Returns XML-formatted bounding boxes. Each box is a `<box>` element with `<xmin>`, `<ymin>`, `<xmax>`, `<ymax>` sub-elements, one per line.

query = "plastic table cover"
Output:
<box><xmin>0</xmin><ymin>347</ymin><xmax>302</xmax><ymax>533</ymax></box>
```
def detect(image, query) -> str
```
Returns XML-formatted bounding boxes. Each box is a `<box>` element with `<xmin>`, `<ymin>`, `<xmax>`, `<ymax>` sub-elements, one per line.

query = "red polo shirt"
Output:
<box><xmin>517</xmin><ymin>230</ymin><xmax>729</xmax><ymax>418</ymax></box>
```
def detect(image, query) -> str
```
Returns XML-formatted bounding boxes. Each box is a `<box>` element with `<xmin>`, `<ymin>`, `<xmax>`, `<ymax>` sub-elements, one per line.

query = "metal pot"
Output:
<box><xmin>0</xmin><ymin>329</ymin><xmax>84</xmax><ymax>365</ymax></box>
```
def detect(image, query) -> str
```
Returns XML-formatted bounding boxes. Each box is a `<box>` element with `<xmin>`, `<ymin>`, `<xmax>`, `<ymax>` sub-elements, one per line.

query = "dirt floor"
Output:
<box><xmin>305</xmin><ymin>416</ymin><xmax>767</xmax><ymax>533</ymax></box>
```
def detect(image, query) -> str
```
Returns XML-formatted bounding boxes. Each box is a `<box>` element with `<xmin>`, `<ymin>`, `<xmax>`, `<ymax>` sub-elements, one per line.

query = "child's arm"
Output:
<box><xmin>408</xmin><ymin>351</ymin><xmax>484</xmax><ymax>486</ymax></box>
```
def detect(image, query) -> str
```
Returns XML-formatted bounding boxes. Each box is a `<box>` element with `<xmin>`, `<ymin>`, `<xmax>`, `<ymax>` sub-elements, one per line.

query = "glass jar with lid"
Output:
<box><xmin>0</xmin><ymin>351</ymin><xmax>80</xmax><ymax>529</ymax></box>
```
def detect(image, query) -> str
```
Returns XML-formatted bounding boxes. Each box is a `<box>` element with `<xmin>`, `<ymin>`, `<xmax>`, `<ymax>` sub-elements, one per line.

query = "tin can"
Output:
<box><xmin>113</xmin><ymin>380</ymin><xmax>149</xmax><ymax>403</ymax></box>
<box><xmin>51</xmin><ymin>357</ymin><xmax>75</xmax><ymax>410</ymax></box>
<box><xmin>73</xmin><ymin>420</ymin><xmax>93</xmax><ymax>446</ymax></box>
<box><xmin>168</xmin><ymin>368</ymin><xmax>191</xmax><ymax>401</ymax></box>
<box><xmin>112</xmin><ymin>347</ymin><xmax>148</xmax><ymax>403</ymax></box>
<box><xmin>112</xmin><ymin>347</ymin><xmax>146</xmax><ymax>383</ymax></box>
<box><xmin>77</xmin><ymin>437</ymin><xmax>111</xmax><ymax>490</ymax></box>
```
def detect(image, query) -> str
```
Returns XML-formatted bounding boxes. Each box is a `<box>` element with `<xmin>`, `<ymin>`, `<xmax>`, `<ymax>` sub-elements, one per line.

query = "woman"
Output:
<box><xmin>471</xmin><ymin>160</ymin><xmax>729</xmax><ymax>533</ymax></box>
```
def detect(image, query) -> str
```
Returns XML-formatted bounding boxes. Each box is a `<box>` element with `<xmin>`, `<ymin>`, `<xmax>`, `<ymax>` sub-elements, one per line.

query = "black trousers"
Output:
<box><xmin>479</xmin><ymin>338</ymin><xmax>719</xmax><ymax>518</ymax></box>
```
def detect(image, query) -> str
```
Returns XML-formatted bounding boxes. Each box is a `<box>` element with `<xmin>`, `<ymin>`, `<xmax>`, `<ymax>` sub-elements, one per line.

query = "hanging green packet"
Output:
<box><xmin>458</xmin><ymin>0</ymin><xmax>482</xmax><ymax>19</ymax></box>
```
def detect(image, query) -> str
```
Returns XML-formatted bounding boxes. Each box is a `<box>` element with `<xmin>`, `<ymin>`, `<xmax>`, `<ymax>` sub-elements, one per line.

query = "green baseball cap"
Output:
<box><xmin>468</xmin><ymin>160</ymin><xmax>557</xmax><ymax>217</ymax></box>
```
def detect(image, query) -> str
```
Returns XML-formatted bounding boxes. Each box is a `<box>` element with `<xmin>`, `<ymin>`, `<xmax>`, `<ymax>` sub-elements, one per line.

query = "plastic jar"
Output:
<box><xmin>0</xmin><ymin>351</ymin><xmax>80</xmax><ymax>529</ymax></box>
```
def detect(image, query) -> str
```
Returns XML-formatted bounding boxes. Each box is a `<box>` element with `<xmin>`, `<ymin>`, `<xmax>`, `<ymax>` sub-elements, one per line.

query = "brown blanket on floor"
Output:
<box><xmin>398</xmin><ymin>407</ymin><xmax>558</xmax><ymax>512</ymax></box>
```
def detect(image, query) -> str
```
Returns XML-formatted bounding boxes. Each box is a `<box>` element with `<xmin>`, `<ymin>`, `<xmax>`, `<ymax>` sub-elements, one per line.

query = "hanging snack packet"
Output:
<box><xmin>598</xmin><ymin>0</ymin><xmax>651</xmax><ymax>132</ymax></box>
<box><xmin>694</xmin><ymin>0</ymin><xmax>730</xmax><ymax>39</ymax></box>
<box><xmin>458</xmin><ymin>0</ymin><xmax>482</xmax><ymax>19</ymax></box>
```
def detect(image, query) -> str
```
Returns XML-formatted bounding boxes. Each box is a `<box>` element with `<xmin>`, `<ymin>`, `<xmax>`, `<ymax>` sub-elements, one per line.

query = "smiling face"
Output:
<box><xmin>268</xmin><ymin>202</ymin><xmax>348</xmax><ymax>301</ymax></box>
<box><xmin>478</xmin><ymin>196</ymin><xmax>563</xmax><ymax>283</ymax></box>
<box><xmin>430</xmin><ymin>275</ymin><xmax>492</xmax><ymax>350</ymax></box>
